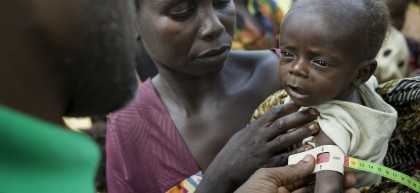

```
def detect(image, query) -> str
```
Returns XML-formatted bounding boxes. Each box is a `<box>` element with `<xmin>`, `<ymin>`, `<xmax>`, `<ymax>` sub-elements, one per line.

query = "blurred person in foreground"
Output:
<box><xmin>0</xmin><ymin>0</ymin><xmax>138</xmax><ymax>192</ymax></box>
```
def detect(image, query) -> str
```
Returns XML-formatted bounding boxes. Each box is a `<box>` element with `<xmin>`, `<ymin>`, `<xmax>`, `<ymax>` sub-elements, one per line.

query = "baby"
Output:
<box><xmin>252</xmin><ymin>0</ymin><xmax>397</xmax><ymax>192</ymax></box>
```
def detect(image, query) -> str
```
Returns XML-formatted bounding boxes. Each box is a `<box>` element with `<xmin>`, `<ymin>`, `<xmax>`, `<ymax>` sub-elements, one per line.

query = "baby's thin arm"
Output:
<box><xmin>313</xmin><ymin>130</ymin><xmax>344</xmax><ymax>193</ymax></box>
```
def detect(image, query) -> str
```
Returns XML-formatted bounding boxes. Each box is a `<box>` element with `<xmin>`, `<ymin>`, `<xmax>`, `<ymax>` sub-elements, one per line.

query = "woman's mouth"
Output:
<box><xmin>194</xmin><ymin>46</ymin><xmax>230</xmax><ymax>66</ymax></box>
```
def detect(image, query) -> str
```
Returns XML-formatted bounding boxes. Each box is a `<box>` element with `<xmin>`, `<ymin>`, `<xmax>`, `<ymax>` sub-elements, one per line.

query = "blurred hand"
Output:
<box><xmin>235</xmin><ymin>155</ymin><xmax>315</xmax><ymax>193</ymax></box>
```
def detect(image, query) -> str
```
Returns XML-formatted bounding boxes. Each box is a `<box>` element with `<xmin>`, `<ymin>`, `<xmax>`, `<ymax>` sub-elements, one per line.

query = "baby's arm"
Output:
<box><xmin>313</xmin><ymin>130</ymin><xmax>344</xmax><ymax>193</ymax></box>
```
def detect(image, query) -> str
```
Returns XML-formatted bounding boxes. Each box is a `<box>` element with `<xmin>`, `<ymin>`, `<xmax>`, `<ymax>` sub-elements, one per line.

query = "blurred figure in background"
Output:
<box><xmin>385</xmin><ymin>0</ymin><xmax>420</xmax><ymax>77</ymax></box>
<box><xmin>374</xmin><ymin>26</ymin><xmax>410</xmax><ymax>83</ymax></box>
<box><xmin>374</xmin><ymin>0</ymin><xmax>410</xmax><ymax>83</ymax></box>
<box><xmin>232</xmin><ymin>0</ymin><xmax>284</xmax><ymax>50</ymax></box>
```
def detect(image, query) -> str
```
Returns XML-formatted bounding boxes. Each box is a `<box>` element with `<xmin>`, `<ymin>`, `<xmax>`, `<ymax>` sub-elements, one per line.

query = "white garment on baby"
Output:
<box><xmin>285</xmin><ymin>77</ymin><xmax>397</xmax><ymax>187</ymax></box>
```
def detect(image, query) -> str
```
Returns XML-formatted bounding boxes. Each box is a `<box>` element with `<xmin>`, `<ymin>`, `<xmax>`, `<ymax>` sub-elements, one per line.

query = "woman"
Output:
<box><xmin>106</xmin><ymin>0</ymin><xmax>327</xmax><ymax>192</ymax></box>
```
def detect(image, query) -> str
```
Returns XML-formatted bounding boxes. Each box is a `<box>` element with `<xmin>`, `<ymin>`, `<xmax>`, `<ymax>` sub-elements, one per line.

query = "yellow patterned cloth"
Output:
<box><xmin>251</xmin><ymin>77</ymin><xmax>420</xmax><ymax>192</ymax></box>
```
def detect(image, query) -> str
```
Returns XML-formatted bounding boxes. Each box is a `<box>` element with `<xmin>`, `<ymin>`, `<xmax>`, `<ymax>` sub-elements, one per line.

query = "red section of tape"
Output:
<box><xmin>344</xmin><ymin>156</ymin><xmax>349</xmax><ymax>167</ymax></box>
<box><xmin>317</xmin><ymin>153</ymin><xmax>330</xmax><ymax>164</ymax></box>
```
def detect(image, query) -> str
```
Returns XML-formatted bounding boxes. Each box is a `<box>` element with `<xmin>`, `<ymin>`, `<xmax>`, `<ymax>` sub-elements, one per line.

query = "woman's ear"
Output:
<box><xmin>353</xmin><ymin>59</ymin><xmax>377</xmax><ymax>86</ymax></box>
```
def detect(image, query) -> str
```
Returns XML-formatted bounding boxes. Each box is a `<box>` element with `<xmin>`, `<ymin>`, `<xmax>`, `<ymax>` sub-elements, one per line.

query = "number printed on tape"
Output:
<box><xmin>288</xmin><ymin>145</ymin><xmax>420</xmax><ymax>192</ymax></box>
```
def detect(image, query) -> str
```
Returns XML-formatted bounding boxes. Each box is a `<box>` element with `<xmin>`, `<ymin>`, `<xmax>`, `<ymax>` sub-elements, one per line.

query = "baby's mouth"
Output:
<box><xmin>288</xmin><ymin>85</ymin><xmax>307</xmax><ymax>95</ymax></box>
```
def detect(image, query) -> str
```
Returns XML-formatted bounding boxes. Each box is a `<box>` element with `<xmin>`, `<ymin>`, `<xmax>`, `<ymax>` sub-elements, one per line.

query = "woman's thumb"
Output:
<box><xmin>270</xmin><ymin>155</ymin><xmax>316</xmax><ymax>187</ymax></box>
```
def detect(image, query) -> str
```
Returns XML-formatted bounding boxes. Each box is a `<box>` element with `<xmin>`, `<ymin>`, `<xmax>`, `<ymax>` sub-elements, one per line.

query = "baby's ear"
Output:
<box><xmin>353</xmin><ymin>59</ymin><xmax>377</xmax><ymax>86</ymax></box>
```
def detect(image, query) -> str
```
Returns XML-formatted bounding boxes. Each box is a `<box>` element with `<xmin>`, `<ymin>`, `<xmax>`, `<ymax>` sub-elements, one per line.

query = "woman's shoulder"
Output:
<box><xmin>227</xmin><ymin>49</ymin><xmax>280</xmax><ymax>86</ymax></box>
<box><xmin>228</xmin><ymin>49</ymin><xmax>279</xmax><ymax>69</ymax></box>
<box><xmin>223</xmin><ymin>49</ymin><xmax>281</xmax><ymax>101</ymax></box>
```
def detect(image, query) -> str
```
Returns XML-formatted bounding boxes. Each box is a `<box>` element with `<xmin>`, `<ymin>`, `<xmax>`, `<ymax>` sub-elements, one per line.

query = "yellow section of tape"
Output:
<box><xmin>288</xmin><ymin>146</ymin><xmax>420</xmax><ymax>192</ymax></box>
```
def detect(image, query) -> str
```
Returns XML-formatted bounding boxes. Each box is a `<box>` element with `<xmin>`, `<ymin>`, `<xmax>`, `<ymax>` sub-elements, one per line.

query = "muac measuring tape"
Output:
<box><xmin>288</xmin><ymin>145</ymin><xmax>420</xmax><ymax>192</ymax></box>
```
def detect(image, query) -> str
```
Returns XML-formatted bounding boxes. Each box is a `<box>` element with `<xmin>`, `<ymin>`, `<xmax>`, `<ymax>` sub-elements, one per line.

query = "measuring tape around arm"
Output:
<box><xmin>288</xmin><ymin>145</ymin><xmax>420</xmax><ymax>192</ymax></box>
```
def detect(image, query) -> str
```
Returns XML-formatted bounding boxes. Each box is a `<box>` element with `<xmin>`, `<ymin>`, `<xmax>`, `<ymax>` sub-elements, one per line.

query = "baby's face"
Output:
<box><xmin>278</xmin><ymin>11</ymin><xmax>364</xmax><ymax>107</ymax></box>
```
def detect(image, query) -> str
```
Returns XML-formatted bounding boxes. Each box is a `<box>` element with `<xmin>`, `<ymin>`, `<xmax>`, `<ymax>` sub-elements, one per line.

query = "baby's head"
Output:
<box><xmin>278</xmin><ymin>0</ymin><xmax>389</xmax><ymax>106</ymax></box>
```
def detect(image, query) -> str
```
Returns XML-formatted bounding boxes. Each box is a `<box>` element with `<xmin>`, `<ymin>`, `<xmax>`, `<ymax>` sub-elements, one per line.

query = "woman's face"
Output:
<box><xmin>137</xmin><ymin>0</ymin><xmax>236</xmax><ymax>77</ymax></box>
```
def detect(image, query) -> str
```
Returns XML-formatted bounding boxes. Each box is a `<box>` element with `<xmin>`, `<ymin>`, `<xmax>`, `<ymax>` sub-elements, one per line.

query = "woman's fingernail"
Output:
<box><xmin>302</xmin><ymin>155</ymin><xmax>313</xmax><ymax>162</ymax></box>
<box><xmin>309</xmin><ymin>123</ymin><xmax>318</xmax><ymax>130</ymax></box>
<box><xmin>308</xmin><ymin>108</ymin><xmax>318</xmax><ymax>116</ymax></box>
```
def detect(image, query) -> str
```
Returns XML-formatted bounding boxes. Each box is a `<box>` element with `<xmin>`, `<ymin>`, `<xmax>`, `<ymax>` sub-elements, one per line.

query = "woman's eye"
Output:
<box><xmin>313</xmin><ymin>59</ymin><xmax>328</xmax><ymax>67</ymax></box>
<box><xmin>168</xmin><ymin>4</ymin><xmax>194</xmax><ymax>20</ymax></box>
<box><xmin>213</xmin><ymin>0</ymin><xmax>231</xmax><ymax>9</ymax></box>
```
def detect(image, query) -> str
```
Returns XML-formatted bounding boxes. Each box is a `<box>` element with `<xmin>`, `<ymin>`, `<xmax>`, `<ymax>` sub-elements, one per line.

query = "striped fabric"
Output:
<box><xmin>106</xmin><ymin>79</ymin><xmax>200</xmax><ymax>193</ymax></box>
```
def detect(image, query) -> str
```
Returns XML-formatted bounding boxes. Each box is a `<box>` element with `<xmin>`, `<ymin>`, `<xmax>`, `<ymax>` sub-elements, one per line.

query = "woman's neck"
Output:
<box><xmin>152</xmin><ymin>72</ymin><xmax>225</xmax><ymax>114</ymax></box>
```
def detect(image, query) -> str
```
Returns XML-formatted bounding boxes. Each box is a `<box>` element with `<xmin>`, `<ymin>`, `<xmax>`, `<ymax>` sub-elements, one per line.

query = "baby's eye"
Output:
<box><xmin>280</xmin><ymin>50</ymin><xmax>294</xmax><ymax>58</ymax></box>
<box><xmin>213</xmin><ymin>0</ymin><xmax>231</xmax><ymax>9</ymax></box>
<box><xmin>313</xmin><ymin>59</ymin><xmax>328</xmax><ymax>67</ymax></box>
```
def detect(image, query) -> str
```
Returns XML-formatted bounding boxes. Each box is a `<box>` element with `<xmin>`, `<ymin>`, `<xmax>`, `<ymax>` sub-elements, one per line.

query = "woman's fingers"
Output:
<box><xmin>267</xmin><ymin>122</ymin><xmax>319</xmax><ymax>156</ymax></box>
<box><xmin>268</xmin><ymin>144</ymin><xmax>314</xmax><ymax>166</ymax></box>
<box><xmin>343</xmin><ymin>172</ymin><xmax>358</xmax><ymax>190</ymax></box>
<box><xmin>256</xmin><ymin>103</ymin><xmax>302</xmax><ymax>127</ymax></box>
<box><xmin>265</xmin><ymin>108</ymin><xmax>319</xmax><ymax>138</ymax></box>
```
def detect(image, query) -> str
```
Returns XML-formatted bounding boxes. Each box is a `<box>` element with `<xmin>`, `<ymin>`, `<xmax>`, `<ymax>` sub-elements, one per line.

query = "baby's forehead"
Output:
<box><xmin>283</xmin><ymin>0</ymin><xmax>368</xmax><ymax>37</ymax></box>
<box><xmin>287</xmin><ymin>0</ymin><xmax>366</xmax><ymax>22</ymax></box>
<box><xmin>281</xmin><ymin>0</ymin><xmax>370</xmax><ymax>58</ymax></box>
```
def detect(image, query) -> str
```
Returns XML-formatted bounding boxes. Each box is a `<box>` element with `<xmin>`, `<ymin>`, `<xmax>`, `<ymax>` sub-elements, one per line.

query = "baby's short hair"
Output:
<box><xmin>289</xmin><ymin>0</ymin><xmax>389</xmax><ymax>59</ymax></box>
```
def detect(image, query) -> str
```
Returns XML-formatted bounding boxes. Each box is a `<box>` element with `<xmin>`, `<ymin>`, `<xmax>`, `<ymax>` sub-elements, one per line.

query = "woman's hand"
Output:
<box><xmin>235</xmin><ymin>155</ymin><xmax>316</xmax><ymax>193</ymax></box>
<box><xmin>196</xmin><ymin>103</ymin><xmax>320</xmax><ymax>193</ymax></box>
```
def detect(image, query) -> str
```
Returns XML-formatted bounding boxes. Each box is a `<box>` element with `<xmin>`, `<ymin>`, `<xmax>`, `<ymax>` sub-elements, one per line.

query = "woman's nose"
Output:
<box><xmin>198</xmin><ymin>10</ymin><xmax>225</xmax><ymax>39</ymax></box>
<box><xmin>289</xmin><ymin>59</ymin><xmax>309</xmax><ymax>78</ymax></box>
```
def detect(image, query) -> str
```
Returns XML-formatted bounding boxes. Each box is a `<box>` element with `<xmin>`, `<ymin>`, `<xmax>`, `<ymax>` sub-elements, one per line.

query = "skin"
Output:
<box><xmin>278</xmin><ymin>0</ymin><xmax>377</xmax><ymax>192</ymax></box>
<box><xmin>137</xmin><ymin>0</ymin><xmax>281</xmax><ymax>171</ymax></box>
<box><xmin>0</xmin><ymin>0</ymin><xmax>138</xmax><ymax>124</ymax></box>
<box><xmin>384</xmin><ymin>0</ymin><xmax>409</xmax><ymax>30</ymax></box>
<box><xmin>133</xmin><ymin>0</ymin><xmax>340</xmax><ymax>192</ymax></box>
<box><xmin>197</xmin><ymin>103</ymin><xmax>320</xmax><ymax>192</ymax></box>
